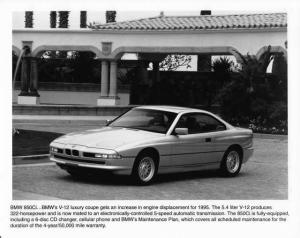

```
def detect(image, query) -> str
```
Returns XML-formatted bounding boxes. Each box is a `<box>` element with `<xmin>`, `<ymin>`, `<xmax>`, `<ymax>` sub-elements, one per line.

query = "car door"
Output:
<box><xmin>168</xmin><ymin>112</ymin><xmax>228</xmax><ymax>167</ymax></box>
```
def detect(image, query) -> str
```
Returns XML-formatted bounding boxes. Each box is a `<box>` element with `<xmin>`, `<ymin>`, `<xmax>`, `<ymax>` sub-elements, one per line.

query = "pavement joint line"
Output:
<box><xmin>13</xmin><ymin>189</ymin><xmax>62</xmax><ymax>200</ymax></box>
<box><xmin>13</xmin><ymin>162</ymin><xmax>55</xmax><ymax>168</ymax></box>
<box><xmin>13</xmin><ymin>154</ymin><xmax>49</xmax><ymax>159</ymax></box>
<box><xmin>250</xmin><ymin>160</ymin><xmax>268</xmax><ymax>164</ymax></box>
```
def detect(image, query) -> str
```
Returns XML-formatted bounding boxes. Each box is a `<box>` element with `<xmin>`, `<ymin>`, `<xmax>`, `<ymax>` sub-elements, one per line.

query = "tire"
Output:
<box><xmin>132</xmin><ymin>154</ymin><xmax>157</xmax><ymax>185</ymax></box>
<box><xmin>220</xmin><ymin>148</ymin><xmax>242</xmax><ymax>177</ymax></box>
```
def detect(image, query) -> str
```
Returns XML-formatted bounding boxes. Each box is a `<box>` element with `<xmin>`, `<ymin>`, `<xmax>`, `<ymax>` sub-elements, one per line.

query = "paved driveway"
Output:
<box><xmin>13</xmin><ymin>136</ymin><xmax>287</xmax><ymax>200</ymax></box>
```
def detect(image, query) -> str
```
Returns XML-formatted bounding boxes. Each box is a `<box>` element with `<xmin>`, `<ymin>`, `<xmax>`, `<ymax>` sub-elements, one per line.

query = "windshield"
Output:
<box><xmin>109</xmin><ymin>108</ymin><xmax>177</xmax><ymax>134</ymax></box>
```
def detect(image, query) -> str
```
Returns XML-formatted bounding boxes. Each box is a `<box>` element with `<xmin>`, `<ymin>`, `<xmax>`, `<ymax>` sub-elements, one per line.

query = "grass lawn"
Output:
<box><xmin>13</xmin><ymin>129</ymin><xmax>63</xmax><ymax>156</ymax></box>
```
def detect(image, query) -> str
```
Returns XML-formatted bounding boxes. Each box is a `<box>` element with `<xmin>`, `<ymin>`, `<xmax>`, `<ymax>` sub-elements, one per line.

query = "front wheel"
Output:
<box><xmin>132</xmin><ymin>155</ymin><xmax>157</xmax><ymax>185</ymax></box>
<box><xmin>220</xmin><ymin>148</ymin><xmax>242</xmax><ymax>177</ymax></box>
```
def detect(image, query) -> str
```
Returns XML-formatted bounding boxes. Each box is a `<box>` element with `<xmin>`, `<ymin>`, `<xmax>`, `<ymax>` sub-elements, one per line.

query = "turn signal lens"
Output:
<box><xmin>94</xmin><ymin>153</ymin><xmax>122</xmax><ymax>159</ymax></box>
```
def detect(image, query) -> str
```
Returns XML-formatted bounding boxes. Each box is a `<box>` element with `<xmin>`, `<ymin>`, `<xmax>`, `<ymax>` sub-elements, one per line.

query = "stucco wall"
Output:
<box><xmin>12</xmin><ymin>29</ymin><xmax>287</xmax><ymax>58</ymax></box>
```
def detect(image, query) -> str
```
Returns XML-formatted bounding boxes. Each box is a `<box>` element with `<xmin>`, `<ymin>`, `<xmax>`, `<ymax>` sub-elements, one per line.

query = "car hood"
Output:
<box><xmin>54</xmin><ymin>127</ymin><xmax>163</xmax><ymax>150</ymax></box>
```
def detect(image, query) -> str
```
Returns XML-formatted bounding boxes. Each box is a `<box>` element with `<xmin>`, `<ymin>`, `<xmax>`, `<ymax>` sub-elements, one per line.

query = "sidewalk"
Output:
<box><xmin>13</xmin><ymin>115</ymin><xmax>116</xmax><ymax>134</ymax></box>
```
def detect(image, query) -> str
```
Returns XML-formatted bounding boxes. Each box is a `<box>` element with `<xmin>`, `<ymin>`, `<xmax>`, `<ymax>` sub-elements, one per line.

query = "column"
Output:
<box><xmin>100</xmin><ymin>61</ymin><xmax>109</xmax><ymax>97</ymax></box>
<box><xmin>29</xmin><ymin>57</ymin><xmax>40</xmax><ymax>96</ymax></box>
<box><xmin>109</xmin><ymin>61</ymin><xmax>117</xmax><ymax>97</ymax></box>
<box><xmin>18</xmin><ymin>55</ymin><xmax>40</xmax><ymax>104</ymax></box>
<box><xmin>197</xmin><ymin>54</ymin><xmax>212</xmax><ymax>72</ymax></box>
<box><xmin>97</xmin><ymin>60</ymin><xmax>119</xmax><ymax>106</ymax></box>
<box><xmin>19</xmin><ymin>55</ymin><xmax>30</xmax><ymax>96</ymax></box>
<box><xmin>18</xmin><ymin>41</ymin><xmax>39</xmax><ymax>104</ymax></box>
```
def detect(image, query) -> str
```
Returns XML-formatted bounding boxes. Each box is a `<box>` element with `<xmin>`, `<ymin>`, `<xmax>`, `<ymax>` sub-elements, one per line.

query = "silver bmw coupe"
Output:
<box><xmin>50</xmin><ymin>106</ymin><xmax>253</xmax><ymax>185</ymax></box>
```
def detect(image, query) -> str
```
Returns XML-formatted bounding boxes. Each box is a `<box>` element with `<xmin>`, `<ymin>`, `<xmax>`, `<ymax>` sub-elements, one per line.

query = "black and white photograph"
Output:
<box><xmin>11</xmin><ymin>9</ymin><xmax>288</xmax><ymax>200</ymax></box>
<box><xmin>1</xmin><ymin>0</ymin><xmax>300</xmax><ymax>237</ymax></box>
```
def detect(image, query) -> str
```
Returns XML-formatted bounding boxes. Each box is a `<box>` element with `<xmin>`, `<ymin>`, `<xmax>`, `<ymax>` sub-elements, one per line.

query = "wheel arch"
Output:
<box><xmin>226</xmin><ymin>144</ymin><xmax>243</xmax><ymax>160</ymax></box>
<box><xmin>136</xmin><ymin>147</ymin><xmax>160</xmax><ymax>167</ymax></box>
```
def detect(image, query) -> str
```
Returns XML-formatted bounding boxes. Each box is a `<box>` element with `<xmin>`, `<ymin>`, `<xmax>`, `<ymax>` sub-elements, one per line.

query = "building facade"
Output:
<box><xmin>12</xmin><ymin>12</ymin><xmax>287</xmax><ymax>106</ymax></box>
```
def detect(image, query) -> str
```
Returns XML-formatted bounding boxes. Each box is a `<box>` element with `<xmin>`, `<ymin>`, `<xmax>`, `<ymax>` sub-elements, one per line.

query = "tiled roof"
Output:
<box><xmin>92</xmin><ymin>13</ymin><xmax>287</xmax><ymax>31</ymax></box>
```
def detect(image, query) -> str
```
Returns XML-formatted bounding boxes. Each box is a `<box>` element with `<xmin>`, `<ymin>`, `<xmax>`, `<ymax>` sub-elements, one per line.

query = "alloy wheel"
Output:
<box><xmin>138</xmin><ymin>157</ymin><xmax>155</xmax><ymax>182</ymax></box>
<box><xmin>226</xmin><ymin>151</ymin><xmax>240</xmax><ymax>173</ymax></box>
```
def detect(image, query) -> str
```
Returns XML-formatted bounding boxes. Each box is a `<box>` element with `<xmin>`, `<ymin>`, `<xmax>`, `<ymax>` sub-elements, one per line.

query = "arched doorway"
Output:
<box><xmin>111</xmin><ymin>46</ymin><xmax>243</xmax><ymax>106</ymax></box>
<box><xmin>15</xmin><ymin>45</ymin><xmax>105</xmax><ymax>105</ymax></box>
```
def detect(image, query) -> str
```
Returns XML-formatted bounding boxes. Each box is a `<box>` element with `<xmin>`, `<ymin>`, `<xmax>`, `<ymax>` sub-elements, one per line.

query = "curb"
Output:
<box><xmin>13</xmin><ymin>154</ymin><xmax>50</xmax><ymax>165</ymax></box>
<box><xmin>13</xmin><ymin>116</ymin><xmax>114</xmax><ymax>121</ymax></box>
<box><xmin>253</xmin><ymin>133</ymin><xmax>287</xmax><ymax>140</ymax></box>
<box><xmin>13</xmin><ymin>154</ymin><xmax>49</xmax><ymax>160</ymax></box>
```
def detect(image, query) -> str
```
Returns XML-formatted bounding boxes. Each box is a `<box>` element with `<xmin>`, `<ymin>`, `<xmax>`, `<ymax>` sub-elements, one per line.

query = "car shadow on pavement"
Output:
<box><xmin>59</xmin><ymin>171</ymin><xmax>133</xmax><ymax>186</ymax></box>
<box><xmin>155</xmin><ymin>170</ymin><xmax>249</xmax><ymax>185</ymax></box>
<box><xmin>156</xmin><ymin>170</ymin><xmax>220</xmax><ymax>184</ymax></box>
<box><xmin>58</xmin><ymin>169</ymin><xmax>249</xmax><ymax>186</ymax></box>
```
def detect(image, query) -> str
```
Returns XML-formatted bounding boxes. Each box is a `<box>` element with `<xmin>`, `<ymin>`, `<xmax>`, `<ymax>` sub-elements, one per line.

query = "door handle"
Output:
<box><xmin>205</xmin><ymin>138</ymin><xmax>212</xmax><ymax>142</ymax></box>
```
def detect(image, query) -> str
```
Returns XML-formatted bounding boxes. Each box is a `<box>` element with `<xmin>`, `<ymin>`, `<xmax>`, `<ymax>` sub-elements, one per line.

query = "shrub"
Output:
<box><xmin>215</xmin><ymin>47</ymin><xmax>287</xmax><ymax>134</ymax></box>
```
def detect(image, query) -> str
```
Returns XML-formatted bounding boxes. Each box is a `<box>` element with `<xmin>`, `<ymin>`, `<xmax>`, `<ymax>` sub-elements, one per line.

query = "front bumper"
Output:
<box><xmin>50</xmin><ymin>154</ymin><xmax>135</xmax><ymax>175</ymax></box>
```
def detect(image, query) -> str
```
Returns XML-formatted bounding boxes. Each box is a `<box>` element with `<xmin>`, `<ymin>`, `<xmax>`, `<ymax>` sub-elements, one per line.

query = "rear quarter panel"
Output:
<box><xmin>221</xmin><ymin>128</ymin><xmax>253</xmax><ymax>155</ymax></box>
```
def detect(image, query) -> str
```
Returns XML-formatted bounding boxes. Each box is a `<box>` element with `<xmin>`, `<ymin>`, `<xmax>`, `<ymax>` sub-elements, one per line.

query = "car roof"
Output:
<box><xmin>135</xmin><ymin>105</ymin><xmax>210</xmax><ymax>114</ymax></box>
<box><xmin>134</xmin><ymin>105</ymin><xmax>233</xmax><ymax>129</ymax></box>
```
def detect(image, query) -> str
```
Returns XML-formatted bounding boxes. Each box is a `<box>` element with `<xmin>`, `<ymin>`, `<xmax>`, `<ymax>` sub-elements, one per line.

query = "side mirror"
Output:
<box><xmin>105</xmin><ymin>119</ymin><xmax>112</xmax><ymax>126</ymax></box>
<box><xmin>175</xmin><ymin>128</ymin><xmax>188</xmax><ymax>135</ymax></box>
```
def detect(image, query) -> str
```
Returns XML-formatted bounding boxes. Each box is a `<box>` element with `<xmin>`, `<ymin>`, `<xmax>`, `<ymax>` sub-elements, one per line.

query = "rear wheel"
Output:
<box><xmin>132</xmin><ymin>154</ymin><xmax>157</xmax><ymax>185</ymax></box>
<box><xmin>220</xmin><ymin>148</ymin><xmax>242</xmax><ymax>177</ymax></box>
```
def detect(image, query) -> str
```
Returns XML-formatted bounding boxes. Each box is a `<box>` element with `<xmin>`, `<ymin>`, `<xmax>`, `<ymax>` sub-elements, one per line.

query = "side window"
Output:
<box><xmin>175</xmin><ymin>113</ymin><xmax>226</xmax><ymax>134</ymax></box>
<box><xmin>195</xmin><ymin>114</ymin><xmax>226</xmax><ymax>133</ymax></box>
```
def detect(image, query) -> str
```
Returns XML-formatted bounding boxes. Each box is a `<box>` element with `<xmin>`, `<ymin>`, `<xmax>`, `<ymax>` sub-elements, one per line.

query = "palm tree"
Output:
<box><xmin>232</xmin><ymin>46</ymin><xmax>273</xmax><ymax>93</ymax></box>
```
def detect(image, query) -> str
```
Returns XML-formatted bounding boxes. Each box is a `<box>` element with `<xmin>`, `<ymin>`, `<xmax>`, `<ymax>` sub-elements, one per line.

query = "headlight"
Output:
<box><xmin>50</xmin><ymin>147</ymin><xmax>58</xmax><ymax>153</ymax></box>
<box><xmin>50</xmin><ymin>147</ymin><xmax>63</xmax><ymax>153</ymax></box>
<box><xmin>94</xmin><ymin>153</ymin><xmax>122</xmax><ymax>159</ymax></box>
